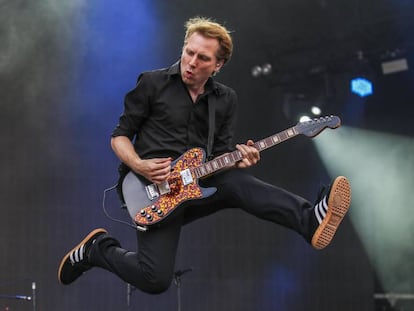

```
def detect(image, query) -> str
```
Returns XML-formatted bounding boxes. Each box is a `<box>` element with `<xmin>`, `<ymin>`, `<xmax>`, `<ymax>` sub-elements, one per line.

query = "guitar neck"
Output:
<box><xmin>192</xmin><ymin>125</ymin><xmax>299</xmax><ymax>179</ymax></box>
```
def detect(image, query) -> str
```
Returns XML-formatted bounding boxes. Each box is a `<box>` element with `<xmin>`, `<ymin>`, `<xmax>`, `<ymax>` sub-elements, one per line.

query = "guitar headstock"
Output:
<box><xmin>295</xmin><ymin>115</ymin><xmax>341</xmax><ymax>138</ymax></box>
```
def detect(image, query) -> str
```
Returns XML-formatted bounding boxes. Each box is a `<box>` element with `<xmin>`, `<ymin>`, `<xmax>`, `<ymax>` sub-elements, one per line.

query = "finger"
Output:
<box><xmin>151</xmin><ymin>171</ymin><xmax>170</xmax><ymax>184</ymax></box>
<box><xmin>246</xmin><ymin>139</ymin><xmax>255</xmax><ymax>146</ymax></box>
<box><xmin>237</xmin><ymin>157</ymin><xmax>251</xmax><ymax>169</ymax></box>
<box><xmin>242</xmin><ymin>157</ymin><xmax>252</xmax><ymax>167</ymax></box>
<box><xmin>236</xmin><ymin>143</ymin><xmax>249</xmax><ymax>156</ymax></box>
<box><xmin>154</xmin><ymin>157</ymin><xmax>173</xmax><ymax>164</ymax></box>
<box><xmin>239</xmin><ymin>146</ymin><xmax>252</xmax><ymax>164</ymax></box>
<box><xmin>152</xmin><ymin>160</ymin><xmax>172</xmax><ymax>168</ymax></box>
<box><xmin>151</xmin><ymin>160</ymin><xmax>172</xmax><ymax>171</ymax></box>
<box><xmin>249</xmin><ymin>147</ymin><xmax>260</xmax><ymax>162</ymax></box>
<box><xmin>237</xmin><ymin>144</ymin><xmax>258</xmax><ymax>161</ymax></box>
<box><xmin>151</xmin><ymin>165</ymin><xmax>171</xmax><ymax>179</ymax></box>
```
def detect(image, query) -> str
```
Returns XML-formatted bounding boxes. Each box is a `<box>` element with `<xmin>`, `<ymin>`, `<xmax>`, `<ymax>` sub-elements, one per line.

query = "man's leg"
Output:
<box><xmin>58</xmin><ymin>215</ymin><xmax>184</xmax><ymax>294</ymax></box>
<box><xmin>198</xmin><ymin>169</ymin><xmax>351</xmax><ymax>249</ymax></box>
<box><xmin>196</xmin><ymin>170</ymin><xmax>312</xmax><ymax>234</ymax></box>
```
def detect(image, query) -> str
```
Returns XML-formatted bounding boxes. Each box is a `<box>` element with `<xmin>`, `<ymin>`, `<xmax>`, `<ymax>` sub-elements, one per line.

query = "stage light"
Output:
<box><xmin>381</xmin><ymin>58</ymin><xmax>408</xmax><ymax>75</ymax></box>
<box><xmin>251</xmin><ymin>63</ymin><xmax>272</xmax><ymax>78</ymax></box>
<box><xmin>262</xmin><ymin>63</ymin><xmax>272</xmax><ymax>75</ymax></box>
<box><xmin>350</xmin><ymin>77</ymin><xmax>373</xmax><ymax>97</ymax></box>
<box><xmin>282</xmin><ymin>92</ymin><xmax>325</xmax><ymax>123</ymax></box>
<box><xmin>380</xmin><ymin>48</ymin><xmax>409</xmax><ymax>75</ymax></box>
<box><xmin>251</xmin><ymin>65</ymin><xmax>263</xmax><ymax>78</ymax></box>
<box><xmin>311</xmin><ymin>106</ymin><xmax>322</xmax><ymax>116</ymax></box>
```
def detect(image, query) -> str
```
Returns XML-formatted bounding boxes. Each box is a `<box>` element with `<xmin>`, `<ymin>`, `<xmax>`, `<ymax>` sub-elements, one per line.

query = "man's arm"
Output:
<box><xmin>111</xmin><ymin>136</ymin><xmax>172</xmax><ymax>184</ymax></box>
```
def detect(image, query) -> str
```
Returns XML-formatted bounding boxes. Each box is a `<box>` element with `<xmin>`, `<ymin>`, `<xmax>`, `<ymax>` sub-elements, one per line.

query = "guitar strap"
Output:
<box><xmin>207</xmin><ymin>94</ymin><xmax>216</xmax><ymax>160</ymax></box>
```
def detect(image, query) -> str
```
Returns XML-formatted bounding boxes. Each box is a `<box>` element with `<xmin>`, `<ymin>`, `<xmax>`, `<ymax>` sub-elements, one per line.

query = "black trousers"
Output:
<box><xmin>89</xmin><ymin>169</ymin><xmax>314</xmax><ymax>294</ymax></box>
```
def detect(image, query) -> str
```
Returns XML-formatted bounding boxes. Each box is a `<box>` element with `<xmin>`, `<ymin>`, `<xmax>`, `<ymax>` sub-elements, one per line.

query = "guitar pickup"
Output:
<box><xmin>145</xmin><ymin>181</ymin><xmax>171</xmax><ymax>200</ymax></box>
<box><xmin>180</xmin><ymin>169</ymin><xmax>193</xmax><ymax>186</ymax></box>
<box><xmin>157</xmin><ymin>181</ymin><xmax>171</xmax><ymax>195</ymax></box>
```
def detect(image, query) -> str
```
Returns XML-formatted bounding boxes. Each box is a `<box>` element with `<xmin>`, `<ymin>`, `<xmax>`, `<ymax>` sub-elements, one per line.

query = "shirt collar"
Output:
<box><xmin>167</xmin><ymin>60</ymin><xmax>181</xmax><ymax>75</ymax></box>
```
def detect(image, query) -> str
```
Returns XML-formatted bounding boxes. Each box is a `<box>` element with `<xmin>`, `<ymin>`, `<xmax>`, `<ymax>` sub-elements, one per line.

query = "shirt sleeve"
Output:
<box><xmin>111</xmin><ymin>73</ymin><xmax>152</xmax><ymax>140</ymax></box>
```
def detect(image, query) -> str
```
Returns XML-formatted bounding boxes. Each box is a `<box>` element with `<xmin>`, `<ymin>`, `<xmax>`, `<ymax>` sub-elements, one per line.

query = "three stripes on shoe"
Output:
<box><xmin>69</xmin><ymin>244</ymin><xmax>86</xmax><ymax>265</ymax></box>
<box><xmin>314</xmin><ymin>195</ymin><xmax>328</xmax><ymax>224</ymax></box>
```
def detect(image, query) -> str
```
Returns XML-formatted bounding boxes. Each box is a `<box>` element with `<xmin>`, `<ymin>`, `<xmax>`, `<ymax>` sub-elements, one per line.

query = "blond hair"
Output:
<box><xmin>184</xmin><ymin>17</ymin><xmax>233</xmax><ymax>64</ymax></box>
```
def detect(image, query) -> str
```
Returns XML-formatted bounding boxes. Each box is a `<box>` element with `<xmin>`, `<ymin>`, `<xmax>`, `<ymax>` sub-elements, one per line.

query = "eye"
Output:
<box><xmin>199</xmin><ymin>55</ymin><xmax>210</xmax><ymax>61</ymax></box>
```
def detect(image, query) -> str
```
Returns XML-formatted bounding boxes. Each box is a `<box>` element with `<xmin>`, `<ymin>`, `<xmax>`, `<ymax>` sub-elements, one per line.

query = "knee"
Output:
<box><xmin>131</xmin><ymin>271</ymin><xmax>172</xmax><ymax>295</ymax></box>
<box><xmin>146</xmin><ymin>276</ymin><xmax>172</xmax><ymax>294</ymax></box>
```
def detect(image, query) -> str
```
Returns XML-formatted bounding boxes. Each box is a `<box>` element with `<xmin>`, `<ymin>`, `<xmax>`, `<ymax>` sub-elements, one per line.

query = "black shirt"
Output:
<box><xmin>112</xmin><ymin>61</ymin><xmax>238</xmax><ymax>160</ymax></box>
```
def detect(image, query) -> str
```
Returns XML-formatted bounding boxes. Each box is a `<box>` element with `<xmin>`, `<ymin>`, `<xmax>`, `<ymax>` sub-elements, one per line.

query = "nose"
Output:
<box><xmin>188</xmin><ymin>55</ymin><xmax>197</xmax><ymax>67</ymax></box>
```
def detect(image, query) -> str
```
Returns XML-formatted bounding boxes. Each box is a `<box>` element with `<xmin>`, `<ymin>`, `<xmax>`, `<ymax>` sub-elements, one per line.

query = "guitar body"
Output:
<box><xmin>122</xmin><ymin>147</ymin><xmax>217</xmax><ymax>230</ymax></box>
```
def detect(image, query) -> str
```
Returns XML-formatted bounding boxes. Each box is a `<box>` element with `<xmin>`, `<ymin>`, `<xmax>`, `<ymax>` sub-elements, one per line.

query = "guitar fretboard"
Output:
<box><xmin>192</xmin><ymin>125</ymin><xmax>299</xmax><ymax>179</ymax></box>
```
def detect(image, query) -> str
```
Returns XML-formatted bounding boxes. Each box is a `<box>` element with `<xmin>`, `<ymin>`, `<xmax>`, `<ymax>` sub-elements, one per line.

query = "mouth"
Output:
<box><xmin>183</xmin><ymin>70</ymin><xmax>194</xmax><ymax>80</ymax></box>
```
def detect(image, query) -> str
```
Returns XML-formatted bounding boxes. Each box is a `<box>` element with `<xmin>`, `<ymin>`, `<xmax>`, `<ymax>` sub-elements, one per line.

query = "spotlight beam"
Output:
<box><xmin>313</xmin><ymin>126</ymin><xmax>414</xmax><ymax>295</ymax></box>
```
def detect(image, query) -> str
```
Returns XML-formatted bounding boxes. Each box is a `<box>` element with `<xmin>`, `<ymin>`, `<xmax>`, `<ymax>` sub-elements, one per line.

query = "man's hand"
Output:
<box><xmin>111</xmin><ymin>136</ymin><xmax>173</xmax><ymax>184</ymax></box>
<box><xmin>136</xmin><ymin>157</ymin><xmax>173</xmax><ymax>184</ymax></box>
<box><xmin>235</xmin><ymin>139</ymin><xmax>260</xmax><ymax>168</ymax></box>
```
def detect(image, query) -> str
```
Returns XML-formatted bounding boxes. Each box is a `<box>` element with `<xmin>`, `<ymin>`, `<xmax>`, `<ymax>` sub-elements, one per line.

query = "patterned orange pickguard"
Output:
<box><xmin>134</xmin><ymin>148</ymin><xmax>204</xmax><ymax>226</ymax></box>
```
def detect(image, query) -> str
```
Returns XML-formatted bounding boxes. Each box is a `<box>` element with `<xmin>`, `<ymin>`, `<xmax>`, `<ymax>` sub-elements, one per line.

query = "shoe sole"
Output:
<box><xmin>311</xmin><ymin>176</ymin><xmax>351</xmax><ymax>250</ymax></box>
<box><xmin>57</xmin><ymin>228</ymin><xmax>107</xmax><ymax>284</ymax></box>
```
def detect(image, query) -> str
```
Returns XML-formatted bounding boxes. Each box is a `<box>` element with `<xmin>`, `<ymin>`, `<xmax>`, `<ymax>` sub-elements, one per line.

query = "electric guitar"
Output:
<box><xmin>122</xmin><ymin>115</ymin><xmax>341</xmax><ymax>231</ymax></box>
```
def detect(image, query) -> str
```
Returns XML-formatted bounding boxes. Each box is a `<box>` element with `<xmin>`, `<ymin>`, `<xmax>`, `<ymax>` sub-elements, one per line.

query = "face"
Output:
<box><xmin>180</xmin><ymin>32</ymin><xmax>224</xmax><ymax>89</ymax></box>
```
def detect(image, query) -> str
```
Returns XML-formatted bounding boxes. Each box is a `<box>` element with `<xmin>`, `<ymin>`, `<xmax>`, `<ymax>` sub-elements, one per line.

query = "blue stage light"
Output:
<box><xmin>350</xmin><ymin>77</ymin><xmax>373</xmax><ymax>97</ymax></box>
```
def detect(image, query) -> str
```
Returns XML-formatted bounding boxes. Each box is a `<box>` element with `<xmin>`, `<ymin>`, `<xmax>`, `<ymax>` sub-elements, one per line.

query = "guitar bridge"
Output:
<box><xmin>145</xmin><ymin>184</ymin><xmax>159</xmax><ymax>200</ymax></box>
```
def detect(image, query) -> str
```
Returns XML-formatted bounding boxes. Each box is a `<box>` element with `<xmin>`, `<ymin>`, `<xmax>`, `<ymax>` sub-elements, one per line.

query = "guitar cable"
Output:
<box><xmin>102</xmin><ymin>183</ymin><xmax>137</xmax><ymax>230</ymax></box>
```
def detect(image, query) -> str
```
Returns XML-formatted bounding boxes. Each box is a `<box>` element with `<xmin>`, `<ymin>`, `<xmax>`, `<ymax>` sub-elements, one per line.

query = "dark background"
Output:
<box><xmin>1</xmin><ymin>0</ymin><xmax>413</xmax><ymax>310</ymax></box>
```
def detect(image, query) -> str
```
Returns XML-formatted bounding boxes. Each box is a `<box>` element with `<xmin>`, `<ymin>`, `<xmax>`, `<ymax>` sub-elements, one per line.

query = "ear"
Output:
<box><xmin>215</xmin><ymin>60</ymin><xmax>225</xmax><ymax>71</ymax></box>
<box><xmin>213</xmin><ymin>60</ymin><xmax>225</xmax><ymax>76</ymax></box>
